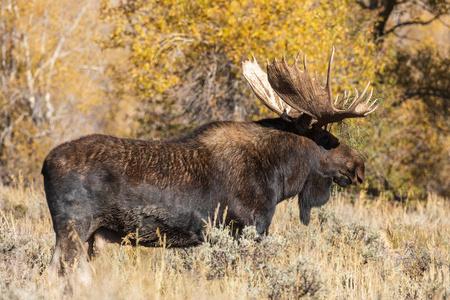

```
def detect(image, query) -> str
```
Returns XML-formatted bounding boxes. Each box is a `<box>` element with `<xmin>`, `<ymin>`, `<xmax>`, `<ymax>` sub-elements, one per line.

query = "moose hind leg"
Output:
<box><xmin>48</xmin><ymin>218</ymin><xmax>95</xmax><ymax>277</ymax></box>
<box><xmin>87</xmin><ymin>227</ymin><xmax>123</xmax><ymax>257</ymax></box>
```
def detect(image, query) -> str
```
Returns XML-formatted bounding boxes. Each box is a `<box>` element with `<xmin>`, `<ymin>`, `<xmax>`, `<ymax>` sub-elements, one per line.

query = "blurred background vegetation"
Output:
<box><xmin>0</xmin><ymin>0</ymin><xmax>448</xmax><ymax>199</ymax></box>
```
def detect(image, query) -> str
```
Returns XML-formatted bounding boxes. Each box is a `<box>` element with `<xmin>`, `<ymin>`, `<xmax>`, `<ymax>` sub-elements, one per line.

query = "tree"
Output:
<box><xmin>0</xmin><ymin>0</ymin><xmax>115</xmax><ymax>184</ymax></box>
<box><xmin>365</xmin><ymin>42</ymin><xmax>449</xmax><ymax>198</ymax></box>
<box><xmin>358</xmin><ymin>0</ymin><xmax>449</xmax><ymax>40</ymax></box>
<box><xmin>100</xmin><ymin>0</ymin><xmax>381</xmax><ymax>138</ymax></box>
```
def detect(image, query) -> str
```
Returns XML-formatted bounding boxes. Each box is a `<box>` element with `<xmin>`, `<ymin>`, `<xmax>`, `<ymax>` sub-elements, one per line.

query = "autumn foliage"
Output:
<box><xmin>100</xmin><ymin>0</ymin><xmax>380</xmax><ymax>136</ymax></box>
<box><xmin>1</xmin><ymin>0</ymin><xmax>449</xmax><ymax>198</ymax></box>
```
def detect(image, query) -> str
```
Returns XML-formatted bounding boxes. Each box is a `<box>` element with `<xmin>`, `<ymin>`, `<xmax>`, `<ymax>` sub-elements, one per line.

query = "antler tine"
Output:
<box><xmin>363</xmin><ymin>89</ymin><xmax>378</xmax><ymax>115</ymax></box>
<box><xmin>334</xmin><ymin>90</ymin><xmax>348</xmax><ymax>109</ymax></box>
<box><xmin>336</xmin><ymin>91</ymin><xmax>345</xmax><ymax>107</ymax></box>
<box><xmin>334</xmin><ymin>93</ymin><xmax>339</xmax><ymax>105</ymax></box>
<box><xmin>342</xmin><ymin>90</ymin><xmax>350</xmax><ymax>108</ymax></box>
<box><xmin>348</xmin><ymin>81</ymin><xmax>370</xmax><ymax>110</ymax></box>
<box><xmin>303</xmin><ymin>53</ymin><xmax>307</xmax><ymax>71</ymax></box>
<box><xmin>359</xmin><ymin>81</ymin><xmax>370</xmax><ymax>101</ymax></box>
<box><xmin>326</xmin><ymin>47</ymin><xmax>335</xmax><ymax>106</ymax></box>
<box><xmin>365</xmin><ymin>88</ymin><xmax>374</xmax><ymax>104</ymax></box>
<box><xmin>368</xmin><ymin>99</ymin><xmax>378</xmax><ymax>110</ymax></box>
<box><xmin>345</xmin><ymin>90</ymin><xmax>351</xmax><ymax>106</ymax></box>
<box><xmin>354</xmin><ymin>88</ymin><xmax>359</xmax><ymax>104</ymax></box>
<box><xmin>294</xmin><ymin>51</ymin><xmax>302</xmax><ymax>67</ymax></box>
<box><xmin>364</xmin><ymin>99</ymin><xmax>379</xmax><ymax>116</ymax></box>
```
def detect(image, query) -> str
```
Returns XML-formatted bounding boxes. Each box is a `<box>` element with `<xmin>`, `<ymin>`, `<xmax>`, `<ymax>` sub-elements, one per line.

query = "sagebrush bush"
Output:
<box><xmin>326</xmin><ymin>217</ymin><xmax>386</xmax><ymax>263</ymax></box>
<box><xmin>263</xmin><ymin>256</ymin><xmax>326</xmax><ymax>299</ymax></box>
<box><xmin>163</xmin><ymin>224</ymin><xmax>327</xmax><ymax>298</ymax></box>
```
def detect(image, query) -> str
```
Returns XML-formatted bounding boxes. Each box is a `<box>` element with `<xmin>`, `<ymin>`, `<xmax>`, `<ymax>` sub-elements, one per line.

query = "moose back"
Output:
<box><xmin>42</xmin><ymin>48</ymin><xmax>377</xmax><ymax>275</ymax></box>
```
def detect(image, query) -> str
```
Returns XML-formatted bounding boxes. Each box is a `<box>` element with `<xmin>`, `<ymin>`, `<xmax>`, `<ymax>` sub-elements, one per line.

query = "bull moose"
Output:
<box><xmin>42</xmin><ymin>48</ymin><xmax>378</xmax><ymax>275</ymax></box>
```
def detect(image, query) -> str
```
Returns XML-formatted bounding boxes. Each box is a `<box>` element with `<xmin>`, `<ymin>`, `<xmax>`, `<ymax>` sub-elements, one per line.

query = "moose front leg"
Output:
<box><xmin>254</xmin><ymin>207</ymin><xmax>277</xmax><ymax>236</ymax></box>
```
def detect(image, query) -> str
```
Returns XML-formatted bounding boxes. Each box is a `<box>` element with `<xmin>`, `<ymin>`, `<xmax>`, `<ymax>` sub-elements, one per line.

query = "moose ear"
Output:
<box><xmin>293</xmin><ymin>114</ymin><xmax>316</xmax><ymax>133</ymax></box>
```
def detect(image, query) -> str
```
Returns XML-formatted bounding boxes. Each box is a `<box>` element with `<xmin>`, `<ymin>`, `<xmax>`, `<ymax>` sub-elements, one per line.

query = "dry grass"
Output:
<box><xmin>0</xmin><ymin>183</ymin><xmax>449</xmax><ymax>299</ymax></box>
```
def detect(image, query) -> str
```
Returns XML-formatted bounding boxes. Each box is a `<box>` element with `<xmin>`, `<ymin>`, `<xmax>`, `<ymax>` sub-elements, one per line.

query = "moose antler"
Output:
<box><xmin>242</xmin><ymin>56</ymin><xmax>300</xmax><ymax>119</ymax></box>
<box><xmin>243</xmin><ymin>48</ymin><xmax>378</xmax><ymax>127</ymax></box>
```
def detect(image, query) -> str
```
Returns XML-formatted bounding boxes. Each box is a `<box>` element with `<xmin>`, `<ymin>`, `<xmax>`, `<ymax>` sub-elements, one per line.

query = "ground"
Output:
<box><xmin>0</xmin><ymin>182</ymin><xmax>449</xmax><ymax>299</ymax></box>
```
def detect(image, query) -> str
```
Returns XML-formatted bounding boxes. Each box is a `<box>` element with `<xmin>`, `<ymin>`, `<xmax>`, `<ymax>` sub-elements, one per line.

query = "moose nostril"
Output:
<box><xmin>354</xmin><ymin>166</ymin><xmax>364</xmax><ymax>185</ymax></box>
<box><xmin>357</xmin><ymin>175</ymin><xmax>363</xmax><ymax>185</ymax></box>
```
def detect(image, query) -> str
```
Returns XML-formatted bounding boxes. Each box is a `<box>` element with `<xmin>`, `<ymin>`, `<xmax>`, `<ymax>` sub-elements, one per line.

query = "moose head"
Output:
<box><xmin>243</xmin><ymin>48</ymin><xmax>377</xmax><ymax>224</ymax></box>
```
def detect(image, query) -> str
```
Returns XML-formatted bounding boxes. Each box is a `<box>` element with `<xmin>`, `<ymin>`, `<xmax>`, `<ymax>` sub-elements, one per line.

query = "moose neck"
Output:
<box><xmin>256</xmin><ymin>118</ymin><xmax>335</xmax><ymax>203</ymax></box>
<box><xmin>280</xmin><ymin>134</ymin><xmax>333</xmax><ymax>201</ymax></box>
<box><xmin>275</xmin><ymin>124</ymin><xmax>336</xmax><ymax>226</ymax></box>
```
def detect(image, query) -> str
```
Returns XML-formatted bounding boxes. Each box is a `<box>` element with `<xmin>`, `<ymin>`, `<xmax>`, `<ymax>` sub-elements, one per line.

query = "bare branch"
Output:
<box><xmin>33</xmin><ymin>0</ymin><xmax>92</xmax><ymax>80</ymax></box>
<box><xmin>0</xmin><ymin>113</ymin><xmax>26</xmax><ymax>145</ymax></box>
<box><xmin>362</xmin><ymin>0</ymin><xmax>450</xmax><ymax>41</ymax></box>
<box><xmin>384</xmin><ymin>13</ymin><xmax>447</xmax><ymax>35</ymax></box>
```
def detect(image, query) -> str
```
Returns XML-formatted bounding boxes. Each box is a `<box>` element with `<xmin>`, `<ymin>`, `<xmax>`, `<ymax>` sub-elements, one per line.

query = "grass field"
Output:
<box><xmin>1</xmin><ymin>182</ymin><xmax>449</xmax><ymax>299</ymax></box>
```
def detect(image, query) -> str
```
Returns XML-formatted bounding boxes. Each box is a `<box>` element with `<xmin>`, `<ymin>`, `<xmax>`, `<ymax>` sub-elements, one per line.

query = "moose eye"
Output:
<box><xmin>318</xmin><ymin>134</ymin><xmax>332</xmax><ymax>149</ymax></box>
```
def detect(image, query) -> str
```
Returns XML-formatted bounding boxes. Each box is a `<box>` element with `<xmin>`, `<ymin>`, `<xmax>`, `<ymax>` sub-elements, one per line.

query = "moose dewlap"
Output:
<box><xmin>42</xmin><ymin>48</ymin><xmax>377</xmax><ymax>275</ymax></box>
